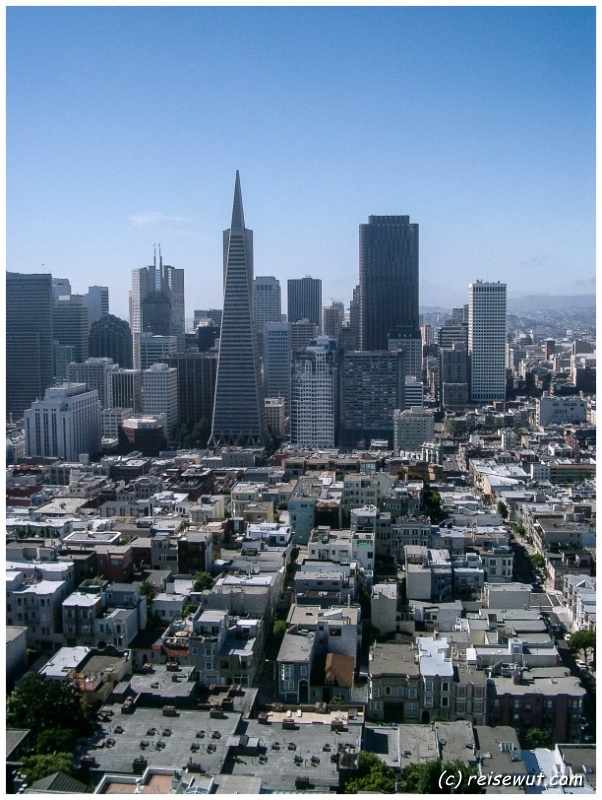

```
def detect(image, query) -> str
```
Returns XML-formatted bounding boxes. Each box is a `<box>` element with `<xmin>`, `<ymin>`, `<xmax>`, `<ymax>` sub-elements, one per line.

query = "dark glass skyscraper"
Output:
<box><xmin>209</xmin><ymin>172</ymin><xmax>266</xmax><ymax>447</ymax></box>
<box><xmin>6</xmin><ymin>272</ymin><xmax>54</xmax><ymax>417</ymax></box>
<box><xmin>89</xmin><ymin>313</ymin><xmax>133</xmax><ymax>368</ymax></box>
<box><xmin>287</xmin><ymin>276</ymin><xmax>322</xmax><ymax>328</ymax></box>
<box><xmin>359</xmin><ymin>215</ymin><xmax>419</xmax><ymax>351</ymax></box>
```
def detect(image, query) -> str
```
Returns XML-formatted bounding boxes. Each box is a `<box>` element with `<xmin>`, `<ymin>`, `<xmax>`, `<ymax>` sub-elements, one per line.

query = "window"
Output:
<box><xmin>424</xmin><ymin>697</ymin><xmax>433</xmax><ymax>707</ymax></box>
<box><xmin>300</xmin><ymin>666</ymin><xmax>307</xmax><ymax>677</ymax></box>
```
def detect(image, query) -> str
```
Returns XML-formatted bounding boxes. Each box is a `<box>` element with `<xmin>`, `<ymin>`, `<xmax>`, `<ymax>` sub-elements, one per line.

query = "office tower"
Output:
<box><xmin>197</xmin><ymin>322</ymin><xmax>220</xmax><ymax>353</ymax></box>
<box><xmin>263</xmin><ymin>322</ymin><xmax>291</xmax><ymax>415</ymax></box>
<box><xmin>67</xmin><ymin>357</ymin><xmax>118</xmax><ymax>410</ymax></box>
<box><xmin>82</xmin><ymin>286</ymin><xmax>109</xmax><ymax>327</ymax></box>
<box><xmin>142</xmin><ymin>363</ymin><xmax>178</xmax><ymax>441</ymax></box>
<box><xmin>53</xmin><ymin>343</ymin><xmax>75</xmax><ymax>382</ymax></box>
<box><xmin>163</xmin><ymin>352</ymin><xmax>217</xmax><ymax>436</ymax></box>
<box><xmin>440</xmin><ymin>342</ymin><xmax>468</xmax><ymax>408</ymax></box>
<box><xmin>52</xmin><ymin>277</ymin><xmax>71</xmax><ymax>303</ymax></box>
<box><xmin>209</xmin><ymin>171</ymin><xmax>266</xmax><ymax>447</ymax></box>
<box><xmin>404</xmin><ymin>377</ymin><xmax>424</xmax><ymax>408</ymax></box>
<box><xmin>109</xmin><ymin>369</ymin><xmax>143</xmax><ymax>412</ymax></box>
<box><xmin>134</xmin><ymin>332</ymin><xmax>178</xmax><ymax>370</ymax></box>
<box><xmin>420</xmin><ymin>324</ymin><xmax>435</xmax><ymax>349</ymax></box>
<box><xmin>290</xmin><ymin>320</ymin><xmax>319</xmax><ymax>352</ymax></box>
<box><xmin>338</xmin><ymin>350</ymin><xmax>405</xmax><ymax>449</ymax></box>
<box><xmin>359</xmin><ymin>215</ymin><xmax>419</xmax><ymax>351</ymax></box>
<box><xmin>323</xmin><ymin>301</ymin><xmax>345</xmax><ymax>341</ymax></box>
<box><xmin>451</xmin><ymin>305</ymin><xmax>469</xmax><ymax>323</ymax></box>
<box><xmin>6</xmin><ymin>273</ymin><xmax>54</xmax><ymax>417</ymax></box>
<box><xmin>438</xmin><ymin>319</ymin><xmax>468</xmax><ymax>350</ymax></box>
<box><xmin>393</xmin><ymin>407</ymin><xmax>435</xmax><ymax>452</ymax></box>
<box><xmin>389</xmin><ymin>329</ymin><xmax>423</xmax><ymax>379</ymax></box>
<box><xmin>468</xmin><ymin>281</ymin><xmax>507</xmax><ymax>403</ymax></box>
<box><xmin>194</xmin><ymin>309</ymin><xmax>222</xmax><ymax>327</ymax></box>
<box><xmin>89</xmin><ymin>313</ymin><xmax>133</xmax><ymax>368</ymax></box>
<box><xmin>290</xmin><ymin>337</ymin><xmax>336</xmax><ymax>448</ymax></box>
<box><xmin>254</xmin><ymin>276</ymin><xmax>282</xmax><ymax>331</ymax></box>
<box><xmin>346</xmin><ymin>284</ymin><xmax>361</xmax><ymax>351</ymax></box>
<box><xmin>53</xmin><ymin>295</ymin><xmax>89</xmax><ymax>362</ymax></box>
<box><xmin>130</xmin><ymin>247</ymin><xmax>185</xmax><ymax>344</ymax></box>
<box><xmin>24</xmin><ymin>384</ymin><xmax>101</xmax><ymax>461</ymax></box>
<box><xmin>544</xmin><ymin>338</ymin><xmax>556</xmax><ymax>360</ymax></box>
<box><xmin>287</xmin><ymin>276</ymin><xmax>322</xmax><ymax>328</ymax></box>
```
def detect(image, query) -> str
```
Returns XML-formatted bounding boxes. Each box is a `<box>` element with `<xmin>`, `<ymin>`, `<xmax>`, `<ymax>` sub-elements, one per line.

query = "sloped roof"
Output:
<box><xmin>29</xmin><ymin>771</ymin><xmax>88</xmax><ymax>793</ymax></box>
<box><xmin>324</xmin><ymin>652</ymin><xmax>354</xmax><ymax>688</ymax></box>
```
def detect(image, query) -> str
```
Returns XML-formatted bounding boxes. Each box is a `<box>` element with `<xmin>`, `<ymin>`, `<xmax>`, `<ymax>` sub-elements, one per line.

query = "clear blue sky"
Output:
<box><xmin>7</xmin><ymin>6</ymin><xmax>596</xmax><ymax>320</ymax></box>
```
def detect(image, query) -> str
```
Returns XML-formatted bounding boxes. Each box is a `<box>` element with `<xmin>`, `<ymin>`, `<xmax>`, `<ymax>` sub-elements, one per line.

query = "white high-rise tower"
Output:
<box><xmin>468</xmin><ymin>281</ymin><xmax>507</xmax><ymax>403</ymax></box>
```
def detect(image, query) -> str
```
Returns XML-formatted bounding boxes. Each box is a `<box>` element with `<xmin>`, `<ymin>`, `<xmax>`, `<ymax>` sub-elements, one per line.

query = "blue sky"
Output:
<box><xmin>7</xmin><ymin>6</ymin><xmax>596</xmax><ymax>321</ymax></box>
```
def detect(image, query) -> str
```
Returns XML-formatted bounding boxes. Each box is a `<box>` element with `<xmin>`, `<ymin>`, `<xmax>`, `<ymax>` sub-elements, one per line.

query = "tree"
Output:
<box><xmin>400</xmin><ymin>758</ymin><xmax>484</xmax><ymax>794</ymax></box>
<box><xmin>525</xmin><ymin>728</ymin><xmax>551</xmax><ymax>749</ymax></box>
<box><xmin>182</xmin><ymin>602</ymin><xmax>199</xmax><ymax>617</ymax></box>
<box><xmin>193</xmin><ymin>571</ymin><xmax>213</xmax><ymax>592</ymax></box>
<box><xmin>140</xmin><ymin>579</ymin><xmax>158</xmax><ymax>618</ymax></box>
<box><xmin>272</xmin><ymin>619</ymin><xmax>287</xmax><ymax>638</ymax></box>
<box><xmin>343</xmin><ymin>751</ymin><xmax>396</xmax><ymax>793</ymax></box>
<box><xmin>7</xmin><ymin>674</ymin><xmax>93</xmax><ymax>741</ymax></box>
<box><xmin>35</xmin><ymin>727</ymin><xmax>78</xmax><ymax>755</ymax></box>
<box><xmin>570</xmin><ymin>630</ymin><xmax>596</xmax><ymax>664</ymax></box>
<box><xmin>21</xmin><ymin>752</ymin><xmax>75</xmax><ymax>783</ymax></box>
<box><xmin>531</xmin><ymin>554</ymin><xmax>545</xmax><ymax>571</ymax></box>
<box><xmin>497</xmin><ymin>500</ymin><xmax>508</xmax><ymax>520</ymax></box>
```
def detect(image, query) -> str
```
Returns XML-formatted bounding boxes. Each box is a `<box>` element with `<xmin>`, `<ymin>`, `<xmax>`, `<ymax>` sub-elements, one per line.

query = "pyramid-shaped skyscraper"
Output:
<box><xmin>209</xmin><ymin>172</ymin><xmax>267</xmax><ymax>447</ymax></box>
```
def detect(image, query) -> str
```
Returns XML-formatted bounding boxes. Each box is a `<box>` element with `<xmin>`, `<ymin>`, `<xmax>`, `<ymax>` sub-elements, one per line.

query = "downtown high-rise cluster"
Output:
<box><xmin>7</xmin><ymin>172</ymin><xmax>507</xmax><ymax>459</ymax></box>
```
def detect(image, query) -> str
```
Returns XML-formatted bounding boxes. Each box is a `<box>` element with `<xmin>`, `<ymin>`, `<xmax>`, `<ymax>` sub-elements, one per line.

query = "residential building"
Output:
<box><xmin>536</xmin><ymin>393</ymin><xmax>587</xmax><ymax>426</ymax></box>
<box><xmin>290</xmin><ymin>337</ymin><xmax>336</xmax><ymax>448</ymax></box>
<box><xmin>393</xmin><ymin>406</ymin><xmax>435</xmax><ymax>451</ymax></box>
<box><xmin>338</xmin><ymin>350</ymin><xmax>405</xmax><ymax>449</ymax></box>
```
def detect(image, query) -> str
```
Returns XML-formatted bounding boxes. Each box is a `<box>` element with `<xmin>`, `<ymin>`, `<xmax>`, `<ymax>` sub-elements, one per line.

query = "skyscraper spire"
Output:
<box><xmin>230</xmin><ymin>170</ymin><xmax>245</xmax><ymax>232</ymax></box>
<box><xmin>209</xmin><ymin>173</ymin><xmax>267</xmax><ymax>448</ymax></box>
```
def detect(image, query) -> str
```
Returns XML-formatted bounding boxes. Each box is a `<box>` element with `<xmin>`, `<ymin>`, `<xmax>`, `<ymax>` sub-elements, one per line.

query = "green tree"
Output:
<box><xmin>531</xmin><ymin>554</ymin><xmax>545</xmax><ymax>571</ymax></box>
<box><xmin>570</xmin><ymin>630</ymin><xmax>596</xmax><ymax>664</ymax></box>
<box><xmin>193</xmin><ymin>571</ymin><xmax>214</xmax><ymax>592</ymax></box>
<box><xmin>400</xmin><ymin>758</ymin><xmax>484</xmax><ymax>794</ymax></box>
<box><xmin>524</xmin><ymin>728</ymin><xmax>551</xmax><ymax>749</ymax></box>
<box><xmin>497</xmin><ymin>500</ymin><xmax>509</xmax><ymax>520</ymax></box>
<box><xmin>7</xmin><ymin>674</ymin><xmax>93</xmax><ymax>741</ymax></box>
<box><xmin>140</xmin><ymin>579</ymin><xmax>158</xmax><ymax>619</ymax></box>
<box><xmin>182</xmin><ymin>602</ymin><xmax>199</xmax><ymax>617</ymax></box>
<box><xmin>21</xmin><ymin>752</ymin><xmax>75</xmax><ymax>783</ymax></box>
<box><xmin>34</xmin><ymin>727</ymin><xmax>79</xmax><ymax>755</ymax></box>
<box><xmin>272</xmin><ymin>619</ymin><xmax>287</xmax><ymax>638</ymax></box>
<box><xmin>343</xmin><ymin>751</ymin><xmax>396</xmax><ymax>793</ymax></box>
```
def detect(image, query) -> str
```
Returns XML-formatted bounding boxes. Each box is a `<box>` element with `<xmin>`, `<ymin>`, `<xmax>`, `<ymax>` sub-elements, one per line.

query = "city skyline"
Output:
<box><xmin>7</xmin><ymin>7</ymin><xmax>595</xmax><ymax>319</ymax></box>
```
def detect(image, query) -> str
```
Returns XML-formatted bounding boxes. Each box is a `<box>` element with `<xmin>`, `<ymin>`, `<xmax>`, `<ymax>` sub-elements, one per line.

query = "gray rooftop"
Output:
<box><xmin>369</xmin><ymin>642</ymin><xmax>419</xmax><ymax>677</ymax></box>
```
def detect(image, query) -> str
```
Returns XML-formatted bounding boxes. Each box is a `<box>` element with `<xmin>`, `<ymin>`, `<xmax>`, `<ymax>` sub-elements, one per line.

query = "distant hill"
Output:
<box><xmin>507</xmin><ymin>294</ymin><xmax>595</xmax><ymax>312</ymax></box>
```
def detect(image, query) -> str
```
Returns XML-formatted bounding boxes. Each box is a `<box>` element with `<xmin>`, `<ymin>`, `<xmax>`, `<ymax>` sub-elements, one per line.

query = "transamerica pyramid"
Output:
<box><xmin>209</xmin><ymin>172</ymin><xmax>267</xmax><ymax>447</ymax></box>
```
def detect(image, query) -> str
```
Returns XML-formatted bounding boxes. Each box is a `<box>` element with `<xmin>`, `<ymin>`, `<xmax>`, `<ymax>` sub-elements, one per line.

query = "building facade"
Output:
<box><xmin>359</xmin><ymin>215</ymin><xmax>419</xmax><ymax>351</ymax></box>
<box><xmin>468</xmin><ymin>281</ymin><xmax>507</xmax><ymax>403</ymax></box>
<box><xmin>24</xmin><ymin>384</ymin><xmax>101</xmax><ymax>461</ymax></box>
<box><xmin>6</xmin><ymin>272</ymin><xmax>54</xmax><ymax>417</ymax></box>
<box><xmin>287</xmin><ymin>276</ymin><xmax>322</xmax><ymax>328</ymax></box>
<box><xmin>210</xmin><ymin>172</ymin><xmax>267</xmax><ymax>447</ymax></box>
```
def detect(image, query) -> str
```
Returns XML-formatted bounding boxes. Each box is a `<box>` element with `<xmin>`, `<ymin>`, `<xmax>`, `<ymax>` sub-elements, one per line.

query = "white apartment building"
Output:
<box><xmin>142</xmin><ymin>363</ymin><xmax>178</xmax><ymax>441</ymax></box>
<box><xmin>468</xmin><ymin>281</ymin><xmax>507</xmax><ymax>402</ymax></box>
<box><xmin>536</xmin><ymin>393</ymin><xmax>587</xmax><ymax>427</ymax></box>
<box><xmin>24</xmin><ymin>384</ymin><xmax>101</xmax><ymax>461</ymax></box>
<box><xmin>393</xmin><ymin>406</ymin><xmax>435</xmax><ymax>451</ymax></box>
<box><xmin>290</xmin><ymin>338</ymin><xmax>335</xmax><ymax>448</ymax></box>
<box><xmin>101</xmin><ymin>407</ymin><xmax>134</xmax><ymax>439</ymax></box>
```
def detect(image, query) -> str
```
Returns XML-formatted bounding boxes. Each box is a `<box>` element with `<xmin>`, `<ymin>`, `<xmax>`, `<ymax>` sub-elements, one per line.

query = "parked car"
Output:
<box><xmin>576</xmin><ymin>660</ymin><xmax>587</xmax><ymax>671</ymax></box>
